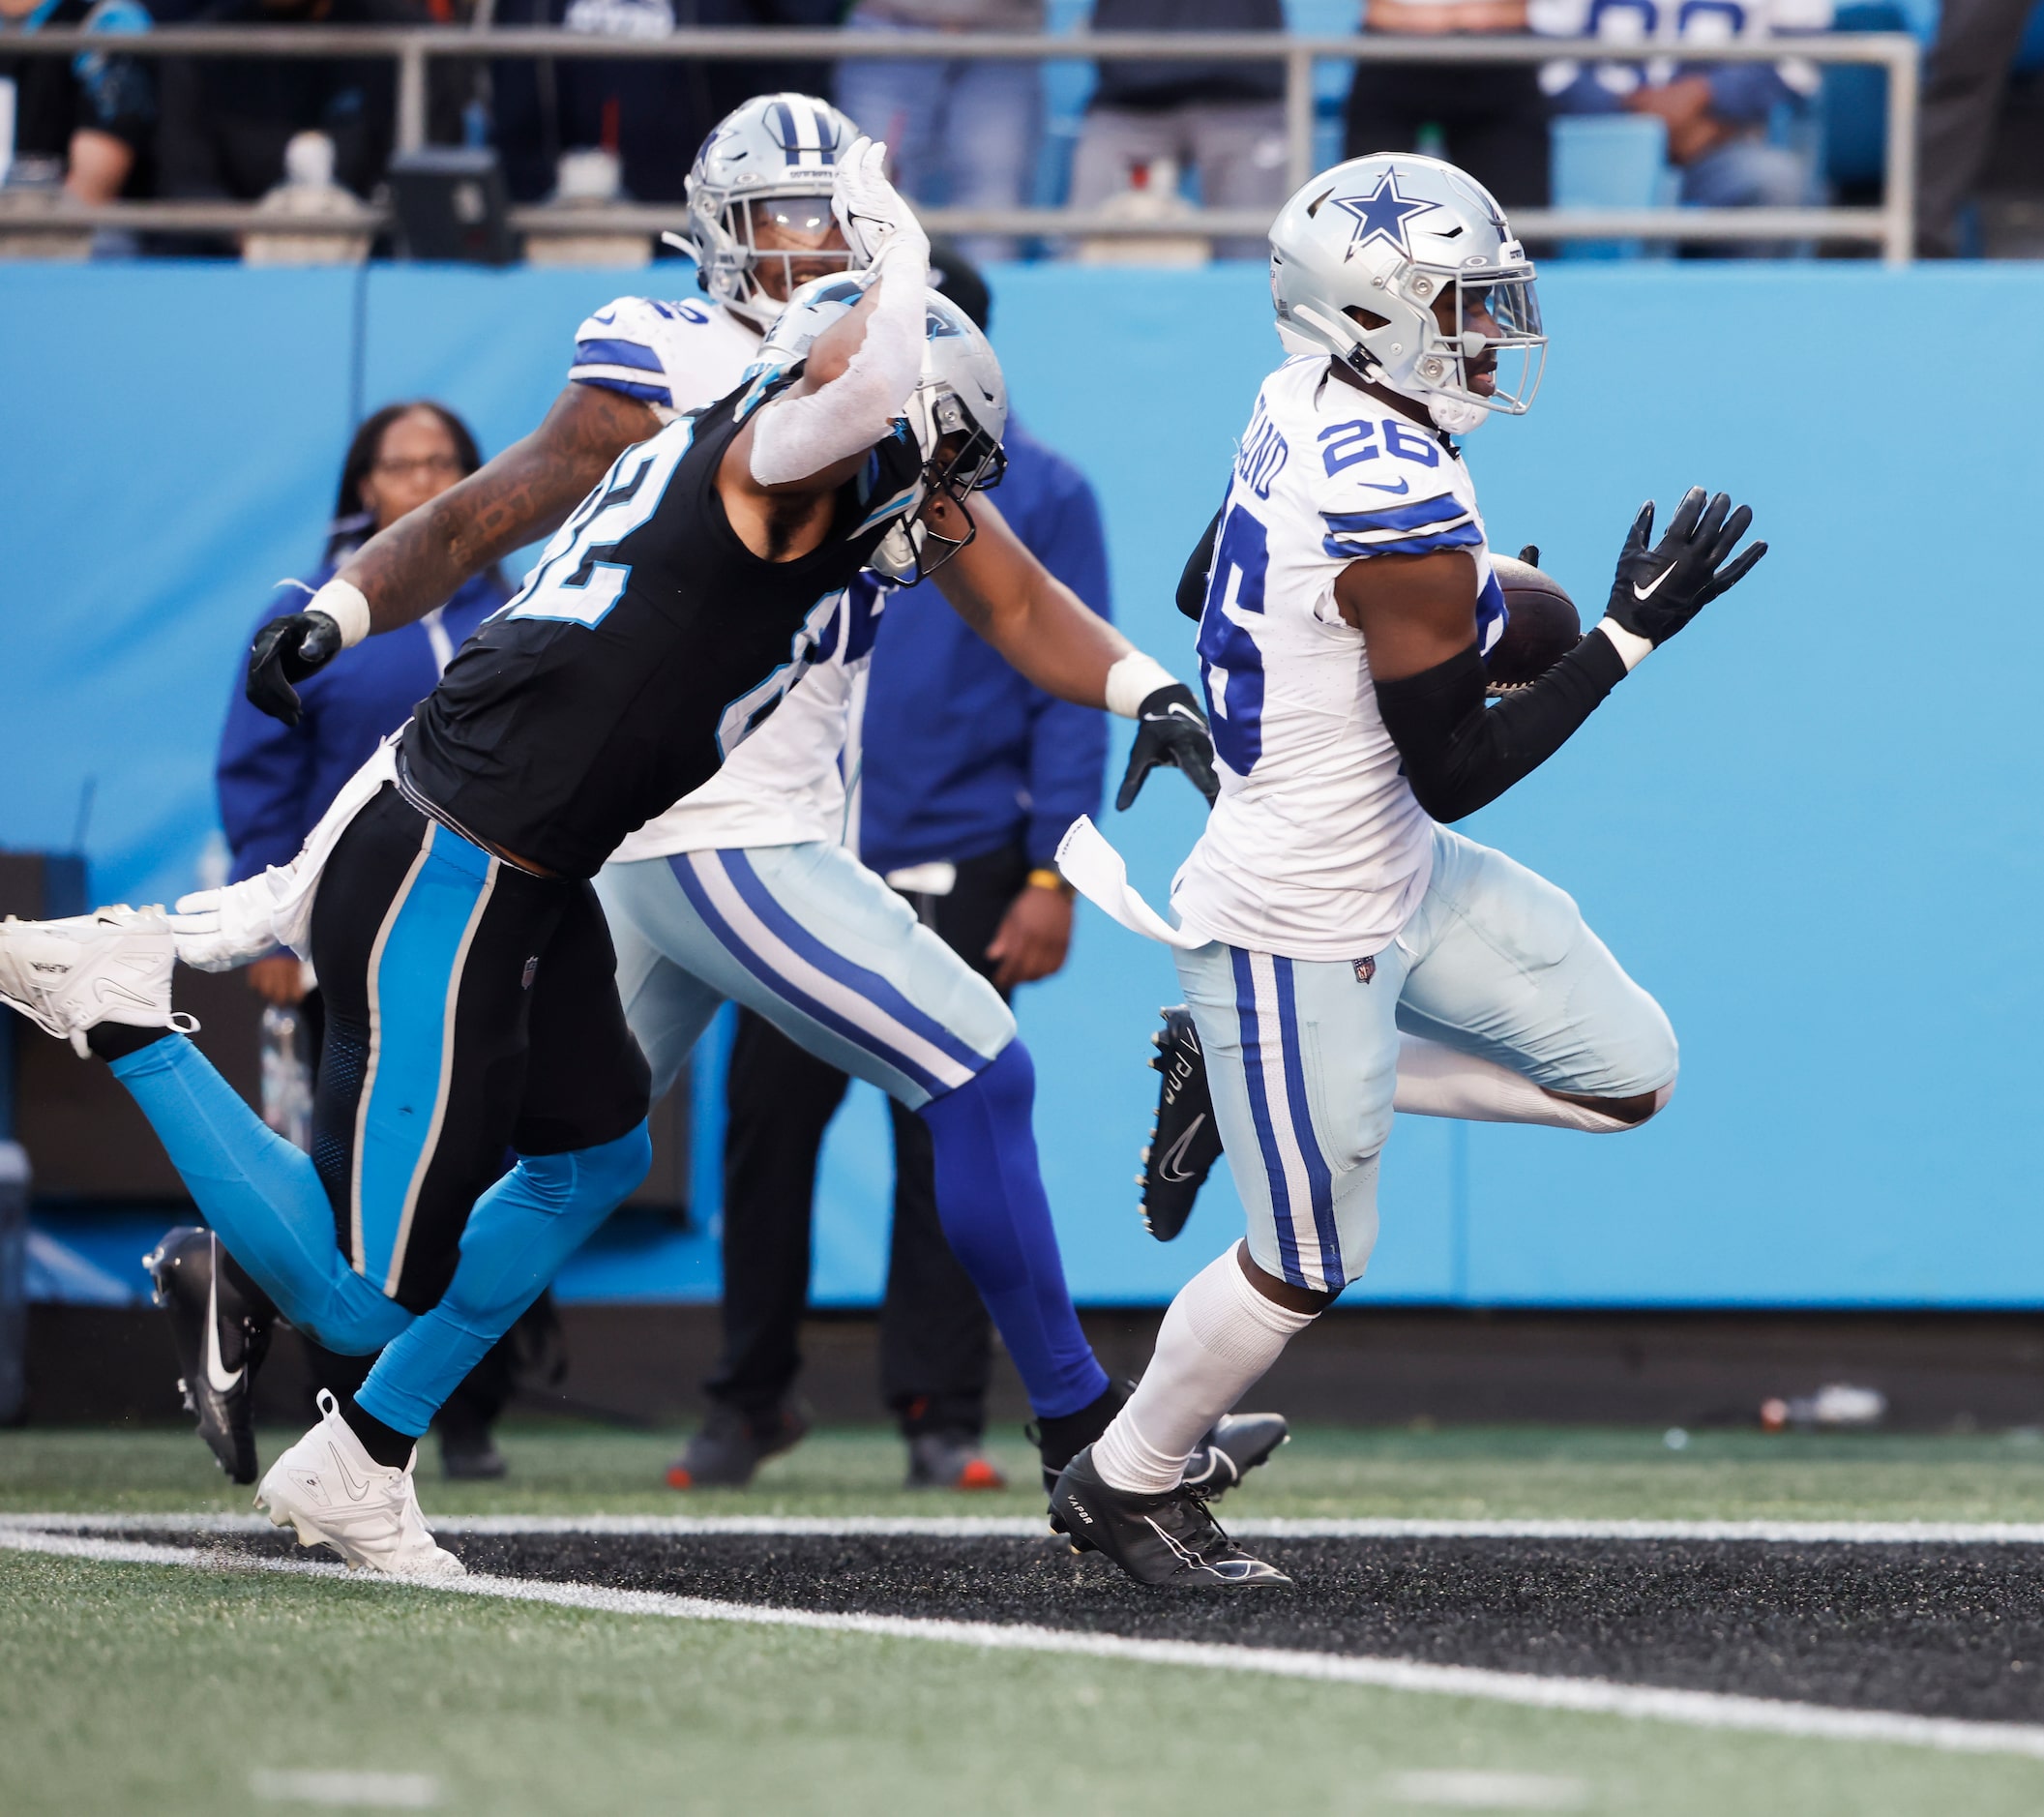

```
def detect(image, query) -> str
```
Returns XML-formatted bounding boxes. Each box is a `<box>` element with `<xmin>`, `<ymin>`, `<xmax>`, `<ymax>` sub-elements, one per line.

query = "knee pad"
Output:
<box><xmin>573</xmin><ymin>1121</ymin><xmax>654</xmax><ymax>1205</ymax></box>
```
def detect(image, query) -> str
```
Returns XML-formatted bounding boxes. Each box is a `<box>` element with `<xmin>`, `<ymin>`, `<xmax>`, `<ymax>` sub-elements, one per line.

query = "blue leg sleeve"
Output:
<box><xmin>915</xmin><ymin>1039</ymin><xmax>1109</xmax><ymax>1419</ymax></box>
<box><xmin>107</xmin><ymin>1035</ymin><xmax>410</xmax><ymax>1355</ymax></box>
<box><xmin>354</xmin><ymin>1121</ymin><xmax>652</xmax><ymax>1436</ymax></box>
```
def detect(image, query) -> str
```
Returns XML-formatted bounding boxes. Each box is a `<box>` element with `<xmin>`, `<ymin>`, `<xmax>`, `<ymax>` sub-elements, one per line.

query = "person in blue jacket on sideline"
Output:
<box><xmin>183</xmin><ymin>400</ymin><xmax>532</xmax><ymax>1483</ymax></box>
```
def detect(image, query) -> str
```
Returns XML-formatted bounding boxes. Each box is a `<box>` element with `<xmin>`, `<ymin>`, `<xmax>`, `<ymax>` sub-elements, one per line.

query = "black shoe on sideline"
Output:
<box><xmin>1140</xmin><ymin>1006</ymin><xmax>1224</xmax><ymax>1242</ymax></box>
<box><xmin>667</xmin><ymin>1398</ymin><xmax>811</xmax><ymax>1491</ymax></box>
<box><xmin>142</xmin><ymin>1226</ymin><xmax>273</xmax><ymax>1485</ymax></box>
<box><xmin>1051</xmin><ymin>1445</ymin><xmax>1291</xmax><ymax>1590</ymax></box>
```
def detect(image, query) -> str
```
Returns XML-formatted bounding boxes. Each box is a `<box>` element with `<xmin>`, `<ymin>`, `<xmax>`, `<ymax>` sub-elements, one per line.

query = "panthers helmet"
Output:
<box><xmin>1268</xmin><ymin>153</ymin><xmax>1545</xmax><ymax>427</ymax></box>
<box><xmin>683</xmin><ymin>93</ymin><xmax>861</xmax><ymax>331</ymax></box>
<box><xmin>742</xmin><ymin>277</ymin><xmax>1008</xmax><ymax>581</ymax></box>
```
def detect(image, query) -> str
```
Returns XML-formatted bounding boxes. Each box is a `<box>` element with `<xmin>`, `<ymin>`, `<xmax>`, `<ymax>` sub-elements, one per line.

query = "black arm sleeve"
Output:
<box><xmin>1373</xmin><ymin>630</ymin><xmax>1628</xmax><ymax>822</ymax></box>
<box><xmin>1175</xmin><ymin>508</ymin><xmax>1222</xmax><ymax>622</ymax></box>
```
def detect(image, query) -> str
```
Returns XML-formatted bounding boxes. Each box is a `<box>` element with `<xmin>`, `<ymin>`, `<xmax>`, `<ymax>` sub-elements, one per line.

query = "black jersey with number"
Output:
<box><xmin>400</xmin><ymin>383</ymin><xmax>925</xmax><ymax>879</ymax></box>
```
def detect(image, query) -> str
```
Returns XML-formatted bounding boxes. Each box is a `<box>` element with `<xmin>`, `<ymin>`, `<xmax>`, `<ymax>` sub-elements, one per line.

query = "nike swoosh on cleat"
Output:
<box><xmin>329</xmin><ymin>1442</ymin><xmax>372</xmax><ymax>1504</ymax></box>
<box><xmin>203</xmin><ymin>1258</ymin><xmax>243</xmax><ymax>1395</ymax></box>
<box><xmin>1358</xmin><ymin>478</ymin><xmax>1410</xmax><ymax>495</ymax></box>
<box><xmin>1156</xmin><ymin>1116</ymin><xmax>1209</xmax><ymax>1183</ymax></box>
<box><xmin>1632</xmin><ymin>564</ymin><xmax>1677</xmax><ymax>601</ymax></box>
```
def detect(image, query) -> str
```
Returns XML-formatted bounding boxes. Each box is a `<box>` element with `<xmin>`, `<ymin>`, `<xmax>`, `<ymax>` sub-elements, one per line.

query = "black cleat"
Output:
<box><xmin>1140</xmin><ymin>1006</ymin><xmax>1224</xmax><ymax>1241</ymax></box>
<box><xmin>1051</xmin><ymin>1445</ymin><xmax>1291</xmax><ymax>1589</ymax></box>
<box><xmin>142</xmin><ymin>1226</ymin><xmax>273</xmax><ymax>1485</ymax></box>
<box><xmin>667</xmin><ymin>1398</ymin><xmax>811</xmax><ymax>1490</ymax></box>
<box><xmin>1183</xmin><ymin>1411</ymin><xmax>1290</xmax><ymax>1495</ymax></box>
<box><xmin>1031</xmin><ymin>1384</ymin><xmax>1288</xmax><ymax>1503</ymax></box>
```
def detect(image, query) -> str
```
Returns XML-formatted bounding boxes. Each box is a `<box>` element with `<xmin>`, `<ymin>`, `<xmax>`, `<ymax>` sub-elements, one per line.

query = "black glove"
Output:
<box><xmin>247</xmin><ymin>610</ymin><xmax>345</xmax><ymax>727</ymax></box>
<box><xmin>1116</xmin><ymin>683</ymin><xmax>1220</xmax><ymax>811</ymax></box>
<box><xmin>1604</xmin><ymin>487</ymin><xmax>1766</xmax><ymax>649</ymax></box>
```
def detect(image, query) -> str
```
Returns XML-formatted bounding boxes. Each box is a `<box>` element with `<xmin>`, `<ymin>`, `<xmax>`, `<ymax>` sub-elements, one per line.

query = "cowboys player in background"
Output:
<box><xmin>62</xmin><ymin>96</ymin><xmax>1279</xmax><ymax>1534</ymax></box>
<box><xmin>1052</xmin><ymin>153</ymin><xmax>1766</xmax><ymax>1588</ymax></box>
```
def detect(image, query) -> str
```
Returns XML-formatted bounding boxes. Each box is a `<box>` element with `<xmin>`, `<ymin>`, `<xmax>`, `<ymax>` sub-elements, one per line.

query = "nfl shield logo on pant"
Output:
<box><xmin>1353</xmin><ymin>956</ymin><xmax>1376</xmax><ymax>985</ymax></box>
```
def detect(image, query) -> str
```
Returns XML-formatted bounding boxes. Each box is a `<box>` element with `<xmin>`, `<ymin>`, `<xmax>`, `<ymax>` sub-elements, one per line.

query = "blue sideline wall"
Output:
<box><xmin>1</xmin><ymin>260</ymin><xmax>2037</xmax><ymax>1309</ymax></box>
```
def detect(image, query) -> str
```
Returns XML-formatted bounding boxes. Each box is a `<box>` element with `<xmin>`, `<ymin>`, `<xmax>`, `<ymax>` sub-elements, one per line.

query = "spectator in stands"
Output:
<box><xmin>1344</xmin><ymin>0</ymin><xmax>1552</xmax><ymax>209</ymax></box>
<box><xmin>491</xmin><ymin>0</ymin><xmax>839</xmax><ymax>209</ymax></box>
<box><xmin>1914</xmin><ymin>0</ymin><xmax>2036</xmax><ymax>257</ymax></box>
<box><xmin>215</xmin><ymin>401</ymin><xmax>540</xmax><ymax>1481</ymax></box>
<box><xmin>0</xmin><ymin>0</ymin><xmax>155</xmax><ymax>204</ymax></box>
<box><xmin>1533</xmin><ymin>0</ymin><xmax>1831</xmax><ymax>249</ymax></box>
<box><xmin>676</xmin><ymin>252</ymin><xmax>1113</xmax><ymax>1494</ymax></box>
<box><xmin>156</xmin><ymin>0</ymin><xmax>423</xmax><ymax>204</ymax></box>
<box><xmin>835</xmin><ymin>0</ymin><xmax>1045</xmax><ymax>264</ymax></box>
<box><xmin>1066</xmin><ymin>0</ymin><xmax>1290</xmax><ymax>259</ymax></box>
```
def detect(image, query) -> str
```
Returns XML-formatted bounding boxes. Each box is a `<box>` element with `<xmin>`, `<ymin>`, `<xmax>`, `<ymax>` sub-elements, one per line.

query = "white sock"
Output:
<box><xmin>1091</xmin><ymin>1245</ymin><xmax>1316</xmax><ymax>1495</ymax></box>
<box><xmin>1391</xmin><ymin>1034</ymin><xmax>1673</xmax><ymax>1133</ymax></box>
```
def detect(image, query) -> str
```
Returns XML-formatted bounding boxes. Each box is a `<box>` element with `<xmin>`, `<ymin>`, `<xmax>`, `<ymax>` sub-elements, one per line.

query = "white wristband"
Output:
<box><xmin>1593</xmin><ymin>617</ymin><xmax>1653</xmax><ymax>673</ymax></box>
<box><xmin>309</xmin><ymin>577</ymin><xmax>371</xmax><ymax>649</ymax></box>
<box><xmin>1104</xmin><ymin>650</ymin><xmax>1179</xmax><ymax>719</ymax></box>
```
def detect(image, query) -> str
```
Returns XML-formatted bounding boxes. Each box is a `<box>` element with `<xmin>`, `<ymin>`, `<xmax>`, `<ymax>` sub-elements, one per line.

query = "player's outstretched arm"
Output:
<box><xmin>719</xmin><ymin>136</ymin><xmax>930</xmax><ymax>549</ymax></box>
<box><xmin>1351</xmin><ymin>487</ymin><xmax>1763</xmax><ymax>822</ymax></box>
<box><xmin>245</xmin><ymin>381</ymin><xmax>661</xmax><ymax>726</ymax></box>
<box><xmin>932</xmin><ymin>495</ymin><xmax>1219</xmax><ymax>808</ymax></box>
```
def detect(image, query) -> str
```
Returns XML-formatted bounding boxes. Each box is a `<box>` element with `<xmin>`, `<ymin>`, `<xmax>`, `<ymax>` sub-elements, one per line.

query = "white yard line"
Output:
<box><xmin>7</xmin><ymin>1523</ymin><xmax>2044</xmax><ymax>1764</ymax></box>
<box><xmin>13</xmin><ymin>1510</ymin><xmax>2044</xmax><ymax>1544</ymax></box>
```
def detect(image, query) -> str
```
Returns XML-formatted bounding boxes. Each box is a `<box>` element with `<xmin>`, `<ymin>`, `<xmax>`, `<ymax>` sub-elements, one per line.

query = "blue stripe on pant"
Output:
<box><xmin>352</xmin><ymin>821</ymin><xmax>496</xmax><ymax>1293</ymax></box>
<box><xmin>593</xmin><ymin>843</ymin><xmax>1107</xmax><ymax>1418</ymax></box>
<box><xmin>595</xmin><ymin>842</ymin><xmax>1015</xmax><ymax>1109</ymax></box>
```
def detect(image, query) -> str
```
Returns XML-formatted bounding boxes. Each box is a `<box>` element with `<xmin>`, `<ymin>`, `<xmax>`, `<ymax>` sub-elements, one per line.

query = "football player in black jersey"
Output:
<box><xmin>0</xmin><ymin>138</ymin><xmax>1229</xmax><ymax>1570</ymax></box>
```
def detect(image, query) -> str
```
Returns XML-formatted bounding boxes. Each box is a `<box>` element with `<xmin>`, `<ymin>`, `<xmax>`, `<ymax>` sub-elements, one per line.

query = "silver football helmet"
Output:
<box><xmin>682</xmin><ymin>92</ymin><xmax>862</xmax><ymax>331</ymax></box>
<box><xmin>743</xmin><ymin>277</ymin><xmax>1008</xmax><ymax>582</ymax></box>
<box><xmin>1268</xmin><ymin>153</ymin><xmax>1545</xmax><ymax>430</ymax></box>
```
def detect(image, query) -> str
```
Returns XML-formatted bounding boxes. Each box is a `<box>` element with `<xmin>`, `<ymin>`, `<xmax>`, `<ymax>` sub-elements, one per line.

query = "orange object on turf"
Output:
<box><xmin>666</xmin><ymin>1465</ymin><xmax>695</xmax><ymax>1491</ymax></box>
<box><xmin>956</xmin><ymin>1457</ymin><xmax>1005</xmax><ymax>1491</ymax></box>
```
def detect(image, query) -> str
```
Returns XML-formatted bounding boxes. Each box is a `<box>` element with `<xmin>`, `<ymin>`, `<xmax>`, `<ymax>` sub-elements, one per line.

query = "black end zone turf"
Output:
<box><xmin>92</xmin><ymin>1527</ymin><xmax>2044</xmax><ymax>1725</ymax></box>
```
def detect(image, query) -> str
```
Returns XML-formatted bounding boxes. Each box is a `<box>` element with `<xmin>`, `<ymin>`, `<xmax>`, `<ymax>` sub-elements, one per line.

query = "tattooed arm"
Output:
<box><xmin>341</xmin><ymin>383</ymin><xmax>663</xmax><ymax>634</ymax></box>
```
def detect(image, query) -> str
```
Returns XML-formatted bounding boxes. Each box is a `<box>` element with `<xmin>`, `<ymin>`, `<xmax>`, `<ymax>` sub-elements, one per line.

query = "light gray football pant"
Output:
<box><xmin>593</xmin><ymin>842</ymin><xmax>1016</xmax><ymax>1110</ymax></box>
<box><xmin>1176</xmin><ymin>825</ymin><xmax>1679</xmax><ymax>1296</ymax></box>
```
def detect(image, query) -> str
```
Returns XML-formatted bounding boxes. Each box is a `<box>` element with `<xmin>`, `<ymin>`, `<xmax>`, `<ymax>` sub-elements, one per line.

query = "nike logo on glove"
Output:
<box><xmin>203</xmin><ymin>1266</ymin><xmax>243</xmax><ymax>1395</ymax></box>
<box><xmin>1156</xmin><ymin>1116</ymin><xmax>1209</xmax><ymax>1183</ymax></box>
<box><xmin>1633</xmin><ymin>564</ymin><xmax>1677</xmax><ymax>601</ymax></box>
<box><xmin>1145</xmin><ymin>702</ymin><xmax>1205</xmax><ymax>727</ymax></box>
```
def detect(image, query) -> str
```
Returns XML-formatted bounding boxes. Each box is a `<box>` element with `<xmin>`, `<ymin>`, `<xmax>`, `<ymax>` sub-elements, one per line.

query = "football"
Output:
<box><xmin>1486</xmin><ymin>551</ymin><xmax>1582</xmax><ymax>695</ymax></box>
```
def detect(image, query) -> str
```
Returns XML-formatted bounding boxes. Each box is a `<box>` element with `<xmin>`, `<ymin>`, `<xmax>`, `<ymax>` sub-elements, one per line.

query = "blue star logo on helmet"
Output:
<box><xmin>1331</xmin><ymin>172</ymin><xmax>1438</xmax><ymax>258</ymax></box>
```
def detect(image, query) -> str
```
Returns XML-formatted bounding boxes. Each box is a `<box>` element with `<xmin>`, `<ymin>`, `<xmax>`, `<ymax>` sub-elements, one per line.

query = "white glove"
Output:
<box><xmin>832</xmin><ymin>135</ymin><xmax>929</xmax><ymax>275</ymax></box>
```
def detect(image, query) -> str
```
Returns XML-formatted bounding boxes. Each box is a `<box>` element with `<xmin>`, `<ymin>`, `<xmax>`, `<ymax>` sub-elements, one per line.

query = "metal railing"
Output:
<box><xmin>6</xmin><ymin>25</ymin><xmax>1919</xmax><ymax>262</ymax></box>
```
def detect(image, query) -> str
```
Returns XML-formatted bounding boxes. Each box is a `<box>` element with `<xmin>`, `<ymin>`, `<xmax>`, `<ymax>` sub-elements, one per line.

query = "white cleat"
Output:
<box><xmin>0</xmin><ymin>905</ymin><xmax>196</xmax><ymax>1057</ymax></box>
<box><xmin>256</xmin><ymin>1390</ymin><xmax>465</xmax><ymax>1578</ymax></box>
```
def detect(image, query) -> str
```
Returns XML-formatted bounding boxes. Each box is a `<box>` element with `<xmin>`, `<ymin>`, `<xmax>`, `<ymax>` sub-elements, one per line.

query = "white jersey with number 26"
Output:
<box><xmin>1170</xmin><ymin>356</ymin><xmax>1506</xmax><ymax>962</ymax></box>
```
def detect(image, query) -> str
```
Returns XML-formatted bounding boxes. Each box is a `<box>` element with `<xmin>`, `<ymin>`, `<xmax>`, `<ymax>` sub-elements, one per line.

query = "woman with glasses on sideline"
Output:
<box><xmin>180</xmin><ymin>399</ymin><xmax>535</xmax><ymax>1486</ymax></box>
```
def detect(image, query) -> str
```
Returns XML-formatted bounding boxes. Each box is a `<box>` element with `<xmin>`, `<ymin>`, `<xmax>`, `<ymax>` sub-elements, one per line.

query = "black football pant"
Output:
<box><xmin>709</xmin><ymin>846</ymin><xmax>1031</xmax><ymax>1438</ymax></box>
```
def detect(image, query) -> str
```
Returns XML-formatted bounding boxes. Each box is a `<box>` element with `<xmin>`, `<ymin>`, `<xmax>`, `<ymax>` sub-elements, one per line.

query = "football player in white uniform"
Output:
<box><xmin>133</xmin><ymin>93</ymin><xmax>1283</xmax><ymax>1508</ymax></box>
<box><xmin>1050</xmin><ymin>153</ymin><xmax>1765</xmax><ymax>1588</ymax></box>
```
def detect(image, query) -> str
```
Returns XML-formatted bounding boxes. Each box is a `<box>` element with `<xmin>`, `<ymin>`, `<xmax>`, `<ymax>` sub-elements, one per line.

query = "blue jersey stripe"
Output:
<box><xmin>570</xmin><ymin>374</ymin><xmax>673</xmax><ymax>407</ymax></box>
<box><xmin>574</xmin><ymin>336</ymin><xmax>665</xmax><ymax>373</ymax></box>
<box><xmin>1232</xmin><ymin>947</ymin><xmax>1308</xmax><ymax>1290</ymax></box>
<box><xmin>1322</xmin><ymin>493</ymin><xmax>1469</xmax><ymax>535</ymax></box>
<box><xmin>1323</xmin><ymin>521</ymin><xmax>1484</xmax><ymax>560</ymax></box>
<box><xmin>1273</xmin><ymin>956</ymin><xmax>1343</xmax><ymax>1291</ymax></box>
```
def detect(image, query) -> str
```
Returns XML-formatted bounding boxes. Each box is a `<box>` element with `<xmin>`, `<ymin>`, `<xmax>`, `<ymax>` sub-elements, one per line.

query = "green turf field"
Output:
<box><xmin>8</xmin><ymin>1422</ymin><xmax>2044</xmax><ymax>1816</ymax></box>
